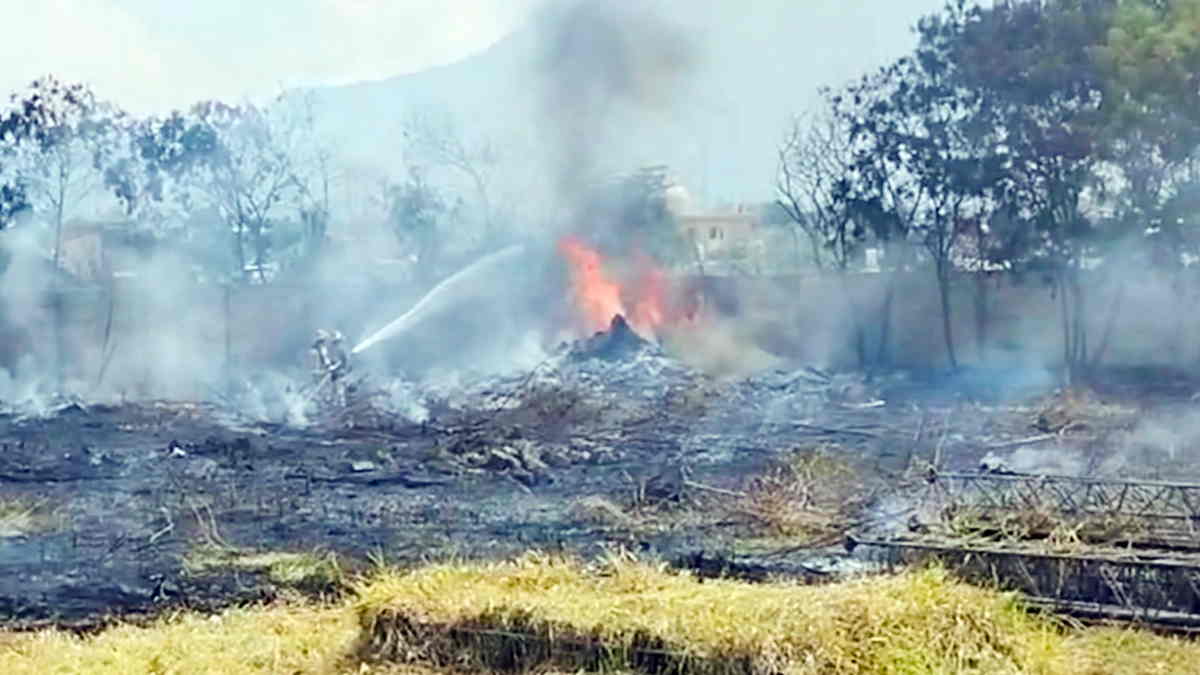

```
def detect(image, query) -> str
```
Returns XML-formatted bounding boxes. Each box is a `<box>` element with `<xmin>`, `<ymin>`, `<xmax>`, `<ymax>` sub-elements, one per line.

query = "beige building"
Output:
<box><xmin>676</xmin><ymin>205</ymin><xmax>760</xmax><ymax>262</ymax></box>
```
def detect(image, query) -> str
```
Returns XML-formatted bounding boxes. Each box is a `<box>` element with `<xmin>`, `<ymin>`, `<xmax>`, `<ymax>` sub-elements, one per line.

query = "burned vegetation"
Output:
<box><xmin>9</xmin><ymin>2</ymin><xmax>1200</xmax><ymax>668</ymax></box>
<box><xmin>2</xmin><ymin>306</ymin><xmax>1200</xmax><ymax>637</ymax></box>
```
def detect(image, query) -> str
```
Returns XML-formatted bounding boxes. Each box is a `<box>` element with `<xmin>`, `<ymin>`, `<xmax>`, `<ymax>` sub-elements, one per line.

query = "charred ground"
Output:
<box><xmin>1</xmin><ymin>320</ymin><xmax>1197</xmax><ymax>631</ymax></box>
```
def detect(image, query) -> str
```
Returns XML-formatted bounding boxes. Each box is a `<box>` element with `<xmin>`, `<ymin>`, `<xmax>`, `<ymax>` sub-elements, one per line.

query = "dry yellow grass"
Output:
<box><xmin>0</xmin><ymin>496</ymin><xmax>64</xmax><ymax>537</ymax></box>
<box><xmin>184</xmin><ymin>546</ymin><xmax>346</xmax><ymax>591</ymax></box>
<box><xmin>2</xmin><ymin>554</ymin><xmax>1198</xmax><ymax>674</ymax></box>
<box><xmin>354</xmin><ymin>553</ymin><xmax>1200</xmax><ymax>675</ymax></box>
<box><xmin>1034</xmin><ymin>387</ymin><xmax>1135</xmax><ymax>434</ymax></box>
<box><xmin>0</xmin><ymin>601</ymin><xmax>453</xmax><ymax>675</ymax></box>
<box><xmin>1057</xmin><ymin>629</ymin><xmax>1200</xmax><ymax>674</ymax></box>
<box><xmin>735</xmin><ymin>446</ymin><xmax>866</xmax><ymax>543</ymax></box>
<box><xmin>0</xmin><ymin>603</ymin><xmax>360</xmax><ymax>674</ymax></box>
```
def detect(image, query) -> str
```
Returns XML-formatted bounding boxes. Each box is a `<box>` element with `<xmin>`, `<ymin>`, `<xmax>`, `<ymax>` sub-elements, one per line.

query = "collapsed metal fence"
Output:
<box><xmin>854</xmin><ymin>537</ymin><xmax>1200</xmax><ymax>629</ymax></box>
<box><xmin>858</xmin><ymin>471</ymin><xmax>1200</xmax><ymax>630</ymax></box>
<box><xmin>933</xmin><ymin>472</ymin><xmax>1200</xmax><ymax>529</ymax></box>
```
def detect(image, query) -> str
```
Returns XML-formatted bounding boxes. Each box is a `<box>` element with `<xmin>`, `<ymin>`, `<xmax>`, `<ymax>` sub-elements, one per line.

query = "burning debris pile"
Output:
<box><xmin>557</xmin><ymin>236</ymin><xmax>697</xmax><ymax>341</ymax></box>
<box><xmin>565</xmin><ymin>314</ymin><xmax>657</xmax><ymax>362</ymax></box>
<box><xmin>204</xmin><ymin>302</ymin><xmax>898</xmax><ymax>492</ymax></box>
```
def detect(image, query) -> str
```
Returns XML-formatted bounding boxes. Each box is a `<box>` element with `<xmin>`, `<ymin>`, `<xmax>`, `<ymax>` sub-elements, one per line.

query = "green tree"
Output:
<box><xmin>947</xmin><ymin>0</ymin><xmax>1116</xmax><ymax>380</ymax></box>
<box><xmin>1092</xmin><ymin>0</ymin><xmax>1200</xmax><ymax>355</ymax></box>
<box><xmin>832</xmin><ymin>67</ymin><xmax>931</xmax><ymax>369</ymax></box>
<box><xmin>384</xmin><ymin>166</ymin><xmax>458</xmax><ymax>283</ymax></box>
<box><xmin>2</xmin><ymin>77</ymin><xmax>125</xmax><ymax>271</ymax></box>
<box><xmin>842</xmin><ymin>2</ymin><xmax>1008</xmax><ymax>369</ymax></box>
<box><xmin>0</xmin><ymin>99</ymin><xmax>39</xmax><ymax>229</ymax></box>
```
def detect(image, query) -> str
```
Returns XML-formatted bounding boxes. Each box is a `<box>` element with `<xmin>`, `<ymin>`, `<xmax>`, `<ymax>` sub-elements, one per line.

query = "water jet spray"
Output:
<box><xmin>352</xmin><ymin>244</ymin><xmax>529</xmax><ymax>355</ymax></box>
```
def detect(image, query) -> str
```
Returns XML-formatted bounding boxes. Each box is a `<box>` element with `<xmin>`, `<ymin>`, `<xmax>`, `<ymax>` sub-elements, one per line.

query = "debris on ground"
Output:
<box><xmin>2</xmin><ymin>311</ymin><xmax>1197</xmax><ymax>631</ymax></box>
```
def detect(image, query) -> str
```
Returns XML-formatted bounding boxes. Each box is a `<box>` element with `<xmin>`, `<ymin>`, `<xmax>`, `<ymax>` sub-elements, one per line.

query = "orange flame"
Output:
<box><xmin>558</xmin><ymin>236</ymin><xmax>625</xmax><ymax>334</ymax></box>
<box><xmin>558</xmin><ymin>235</ymin><xmax>696</xmax><ymax>339</ymax></box>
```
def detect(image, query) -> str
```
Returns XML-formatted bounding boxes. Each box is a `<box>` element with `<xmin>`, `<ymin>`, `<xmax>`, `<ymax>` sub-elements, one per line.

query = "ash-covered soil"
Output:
<box><xmin>2</xmin><ymin>324</ymin><xmax>1198</xmax><ymax>630</ymax></box>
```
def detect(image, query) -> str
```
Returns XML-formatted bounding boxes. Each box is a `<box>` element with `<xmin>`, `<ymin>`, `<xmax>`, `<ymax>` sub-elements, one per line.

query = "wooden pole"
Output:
<box><xmin>223</xmin><ymin>284</ymin><xmax>232</xmax><ymax>395</ymax></box>
<box><xmin>53</xmin><ymin>285</ymin><xmax>64</xmax><ymax>393</ymax></box>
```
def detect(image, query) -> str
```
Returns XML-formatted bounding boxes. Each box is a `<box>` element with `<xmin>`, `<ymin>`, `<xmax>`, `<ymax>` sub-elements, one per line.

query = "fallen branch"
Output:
<box><xmin>986</xmin><ymin>433</ymin><xmax>1057</xmax><ymax>451</ymax></box>
<box><xmin>147</xmin><ymin>506</ymin><xmax>175</xmax><ymax>545</ymax></box>
<box><xmin>284</xmin><ymin>470</ymin><xmax>449</xmax><ymax>488</ymax></box>
<box><xmin>790</xmin><ymin>422</ymin><xmax>879</xmax><ymax>439</ymax></box>
<box><xmin>683</xmin><ymin>480</ymin><xmax>744</xmax><ymax>498</ymax></box>
<box><xmin>0</xmin><ymin>470</ymin><xmax>120</xmax><ymax>483</ymax></box>
<box><xmin>487</xmin><ymin>356</ymin><xmax>556</xmax><ymax>420</ymax></box>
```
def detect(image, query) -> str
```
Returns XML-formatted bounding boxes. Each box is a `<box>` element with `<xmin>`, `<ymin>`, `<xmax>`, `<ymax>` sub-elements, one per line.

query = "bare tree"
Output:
<box><xmin>776</xmin><ymin>107</ymin><xmax>857</xmax><ymax>272</ymax></box>
<box><xmin>776</xmin><ymin>106</ymin><xmax>870</xmax><ymax>365</ymax></box>
<box><xmin>280</xmin><ymin>92</ymin><xmax>338</xmax><ymax>262</ymax></box>
<box><xmin>402</xmin><ymin>106</ymin><xmax>497</xmax><ymax>241</ymax></box>
<box><xmin>183</xmin><ymin>98</ymin><xmax>311</xmax><ymax>283</ymax></box>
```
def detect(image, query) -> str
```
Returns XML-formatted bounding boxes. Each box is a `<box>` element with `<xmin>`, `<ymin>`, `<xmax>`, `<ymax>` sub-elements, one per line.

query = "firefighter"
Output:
<box><xmin>311</xmin><ymin>329</ymin><xmax>351</xmax><ymax>406</ymax></box>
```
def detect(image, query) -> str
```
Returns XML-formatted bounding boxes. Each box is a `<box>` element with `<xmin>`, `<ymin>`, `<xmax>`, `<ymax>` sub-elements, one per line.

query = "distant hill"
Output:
<box><xmin>304</xmin><ymin>0</ymin><xmax>944</xmax><ymax>207</ymax></box>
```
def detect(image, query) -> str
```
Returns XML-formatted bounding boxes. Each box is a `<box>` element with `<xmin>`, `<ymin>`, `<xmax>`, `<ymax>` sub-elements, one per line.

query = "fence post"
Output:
<box><xmin>53</xmin><ymin>284</ymin><xmax>64</xmax><ymax>393</ymax></box>
<box><xmin>223</xmin><ymin>283</ymin><xmax>232</xmax><ymax>395</ymax></box>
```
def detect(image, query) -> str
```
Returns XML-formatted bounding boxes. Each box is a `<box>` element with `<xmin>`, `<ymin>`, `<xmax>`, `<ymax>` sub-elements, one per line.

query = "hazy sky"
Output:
<box><xmin>2</xmin><ymin>0</ymin><xmax>951</xmax><ymax>204</ymax></box>
<box><xmin>2</xmin><ymin>1</ymin><xmax>953</xmax><ymax>116</ymax></box>
<box><xmin>1</xmin><ymin>0</ymin><xmax>541</xmax><ymax>114</ymax></box>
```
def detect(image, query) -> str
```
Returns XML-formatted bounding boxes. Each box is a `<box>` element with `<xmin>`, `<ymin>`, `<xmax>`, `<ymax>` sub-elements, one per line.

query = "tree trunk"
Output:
<box><xmin>470</xmin><ymin>171</ymin><xmax>492</xmax><ymax>241</ymax></box>
<box><xmin>252</xmin><ymin>222</ymin><xmax>269</xmax><ymax>284</ymax></box>
<box><xmin>51</xmin><ymin>183</ymin><xmax>66</xmax><ymax>273</ymax></box>
<box><xmin>223</xmin><ymin>284</ymin><xmax>232</xmax><ymax>395</ymax></box>
<box><xmin>1073</xmin><ymin>272</ymin><xmax>1088</xmax><ymax>368</ymax></box>
<box><xmin>1057</xmin><ymin>267</ymin><xmax>1088</xmax><ymax>385</ymax></box>
<box><xmin>875</xmin><ymin>243</ymin><xmax>914</xmax><ymax>369</ymax></box>
<box><xmin>937</xmin><ymin>262</ymin><xmax>958</xmax><ymax>370</ymax></box>
<box><xmin>788</xmin><ymin>227</ymin><xmax>804</xmax><ymax>273</ymax></box>
<box><xmin>1057</xmin><ymin>271</ymin><xmax>1073</xmax><ymax>384</ymax></box>
<box><xmin>52</xmin><ymin>184</ymin><xmax>66</xmax><ymax>392</ymax></box>
<box><xmin>1090</xmin><ymin>278</ymin><xmax>1125</xmax><ymax>370</ymax></box>
<box><xmin>234</xmin><ymin>222</ymin><xmax>247</xmax><ymax>283</ymax></box>
<box><xmin>92</xmin><ymin>273</ymin><xmax>117</xmax><ymax>391</ymax></box>
<box><xmin>839</xmin><ymin>273</ymin><xmax>867</xmax><ymax>368</ymax></box>
<box><xmin>974</xmin><ymin>272</ymin><xmax>989</xmax><ymax>360</ymax></box>
<box><xmin>1080</xmin><ymin>275</ymin><xmax>1089</xmax><ymax>367</ymax></box>
<box><xmin>52</xmin><ymin>289</ymin><xmax>64</xmax><ymax>393</ymax></box>
<box><xmin>875</xmin><ymin>282</ymin><xmax>894</xmax><ymax>369</ymax></box>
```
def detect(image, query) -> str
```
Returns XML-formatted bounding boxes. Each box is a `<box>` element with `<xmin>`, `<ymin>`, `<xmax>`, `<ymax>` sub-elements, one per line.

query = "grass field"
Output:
<box><xmin>2</xmin><ymin>553</ymin><xmax>1197</xmax><ymax>674</ymax></box>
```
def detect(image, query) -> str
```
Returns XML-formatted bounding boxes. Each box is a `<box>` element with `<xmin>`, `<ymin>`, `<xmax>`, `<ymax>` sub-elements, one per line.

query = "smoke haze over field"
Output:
<box><xmin>10</xmin><ymin>0</ymin><xmax>1198</xmax><ymax>426</ymax></box>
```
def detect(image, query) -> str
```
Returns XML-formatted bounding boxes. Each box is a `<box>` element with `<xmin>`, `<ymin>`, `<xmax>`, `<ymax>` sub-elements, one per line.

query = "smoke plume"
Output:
<box><xmin>533</xmin><ymin>0</ymin><xmax>697</xmax><ymax>211</ymax></box>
